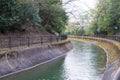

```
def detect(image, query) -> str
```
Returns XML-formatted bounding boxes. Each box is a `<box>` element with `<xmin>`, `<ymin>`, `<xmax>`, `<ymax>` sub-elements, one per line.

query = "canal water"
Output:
<box><xmin>1</xmin><ymin>40</ymin><xmax>107</xmax><ymax>80</ymax></box>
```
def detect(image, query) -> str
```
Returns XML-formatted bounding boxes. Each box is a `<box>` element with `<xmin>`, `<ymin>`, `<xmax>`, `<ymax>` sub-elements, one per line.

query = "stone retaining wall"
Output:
<box><xmin>68</xmin><ymin>36</ymin><xmax>120</xmax><ymax>80</ymax></box>
<box><xmin>0</xmin><ymin>40</ymin><xmax>73</xmax><ymax>78</ymax></box>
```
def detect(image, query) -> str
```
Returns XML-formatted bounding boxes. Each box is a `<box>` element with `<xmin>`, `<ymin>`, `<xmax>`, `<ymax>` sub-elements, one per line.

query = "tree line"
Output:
<box><xmin>88</xmin><ymin>0</ymin><xmax>120</xmax><ymax>35</ymax></box>
<box><xmin>65</xmin><ymin>0</ymin><xmax>120</xmax><ymax>36</ymax></box>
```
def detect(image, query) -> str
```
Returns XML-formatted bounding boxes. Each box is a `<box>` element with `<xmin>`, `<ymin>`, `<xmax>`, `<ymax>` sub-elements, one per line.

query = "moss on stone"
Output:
<box><xmin>0</xmin><ymin>50</ymin><xmax>7</xmax><ymax>55</ymax></box>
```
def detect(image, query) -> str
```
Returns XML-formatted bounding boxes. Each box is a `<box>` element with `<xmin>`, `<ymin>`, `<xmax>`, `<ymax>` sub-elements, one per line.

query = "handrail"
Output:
<box><xmin>0</xmin><ymin>35</ymin><xmax>67</xmax><ymax>49</ymax></box>
<box><xmin>69</xmin><ymin>35</ymin><xmax>120</xmax><ymax>42</ymax></box>
<box><xmin>86</xmin><ymin>35</ymin><xmax>120</xmax><ymax>42</ymax></box>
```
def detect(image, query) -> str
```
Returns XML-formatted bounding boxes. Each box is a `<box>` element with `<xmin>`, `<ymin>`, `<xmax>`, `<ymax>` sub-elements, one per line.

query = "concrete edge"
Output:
<box><xmin>0</xmin><ymin>39</ymin><xmax>72</xmax><ymax>79</ymax></box>
<box><xmin>68</xmin><ymin>36</ymin><xmax>120</xmax><ymax>80</ymax></box>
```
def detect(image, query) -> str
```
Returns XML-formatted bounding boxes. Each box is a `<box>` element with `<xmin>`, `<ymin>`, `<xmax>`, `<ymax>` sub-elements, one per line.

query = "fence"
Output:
<box><xmin>82</xmin><ymin>35</ymin><xmax>120</xmax><ymax>42</ymax></box>
<box><xmin>0</xmin><ymin>35</ymin><xmax>67</xmax><ymax>49</ymax></box>
<box><xmin>91</xmin><ymin>35</ymin><xmax>120</xmax><ymax>42</ymax></box>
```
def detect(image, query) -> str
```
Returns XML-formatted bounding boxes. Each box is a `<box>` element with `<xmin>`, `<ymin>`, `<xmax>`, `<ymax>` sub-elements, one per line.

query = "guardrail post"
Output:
<box><xmin>41</xmin><ymin>36</ymin><xmax>43</xmax><ymax>44</ymax></box>
<box><xmin>27</xmin><ymin>36</ymin><xmax>30</xmax><ymax>47</ymax></box>
<box><xmin>9</xmin><ymin>36</ymin><xmax>12</xmax><ymax>49</ymax></box>
<box><xmin>20</xmin><ymin>36</ymin><xmax>22</xmax><ymax>47</ymax></box>
<box><xmin>56</xmin><ymin>36</ymin><xmax>59</xmax><ymax>42</ymax></box>
<box><xmin>60</xmin><ymin>36</ymin><xmax>62</xmax><ymax>41</ymax></box>
<box><xmin>50</xmin><ymin>36</ymin><xmax>52</xmax><ymax>43</ymax></box>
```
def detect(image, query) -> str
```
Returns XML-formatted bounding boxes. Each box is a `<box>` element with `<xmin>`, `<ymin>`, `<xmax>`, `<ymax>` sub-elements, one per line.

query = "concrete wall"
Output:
<box><xmin>0</xmin><ymin>40</ymin><xmax>73</xmax><ymax>78</ymax></box>
<box><xmin>68</xmin><ymin>36</ymin><xmax>120</xmax><ymax>80</ymax></box>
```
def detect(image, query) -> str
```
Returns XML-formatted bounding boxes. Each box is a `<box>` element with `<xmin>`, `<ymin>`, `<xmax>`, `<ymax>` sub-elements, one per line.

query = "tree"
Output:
<box><xmin>0</xmin><ymin>0</ymin><xmax>68</xmax><ymax>33</ymax></box>
<box><xmin>0</xmin><ymin>0</ymin><xmax>41</xmax><ymax>33</ymax></box>
<box><xmin>16</xmin><ymin>1</ymin><xmax>41</xmax><ymax>29</ymax></box>
<box><xmin>39</xmin><ymin>0</ymin><xmax>68</xmax><ymax>34</ymax></box>
<box><xmin>0</xmin><ymin>0</ymin><xmax>20</xmax><ymax>33</ymax></box>
<box><xmin>90</xmin><ymin>0</ymin><xmax>120</xmax><ymax>35</ymax></box>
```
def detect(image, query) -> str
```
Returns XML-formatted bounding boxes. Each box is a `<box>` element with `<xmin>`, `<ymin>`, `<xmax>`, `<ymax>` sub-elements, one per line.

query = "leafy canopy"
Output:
<box><xmin>89</xmin><ymin>0</ymin><xmax>120</xmax><ymax>35</ymax></box>
<box><xmin>39</xmin><ymin>0</ymin><xmax>68</xmax><ymax>33</ymax></box>
<box><xmin>0</xmin><ymin>0</ymin><xmax>68</xmax><ymax>33</ymax></box>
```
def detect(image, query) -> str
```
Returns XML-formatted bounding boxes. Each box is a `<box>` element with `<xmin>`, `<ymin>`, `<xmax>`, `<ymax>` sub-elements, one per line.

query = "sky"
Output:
<box><xmin>62</xmin><ymin>0</ymin><xmax>97</xmax><ymax>22</ymax></box>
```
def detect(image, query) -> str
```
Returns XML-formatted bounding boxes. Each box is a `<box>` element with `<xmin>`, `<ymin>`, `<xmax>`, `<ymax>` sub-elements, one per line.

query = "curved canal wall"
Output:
<box><xmin>68</xmin><ymin>36</ymin><xmax>120</xmax><ymax>80</ymax></box>
<box><xmin>0</xmin><ymin>40</ymin><xmax>73</xmax><ymax>78</ymax></box>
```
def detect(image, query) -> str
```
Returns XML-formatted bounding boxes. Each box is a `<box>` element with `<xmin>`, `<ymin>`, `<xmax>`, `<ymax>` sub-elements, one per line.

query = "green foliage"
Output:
<box><xmin>0</xmin><ymin>0</ymin><xmax>41</xmax><ymax>33</ymax></box>
<box><xmin>89</xmin><ymin>0</ymin><xmax>120</xmax><ymax>35</ymax></box>
<box><xmin>0</xmin><ymin>0</ymin><xmax>68</xmax><ymax>33</ymax></box>
<box><xmin>0</xmin><ymin>0</ymin><xmax>20</xmax><ymax>33</ymax></box>
<box><xmin>39</xmin><ymin>0</ymin><xmax>68</xmax><ymax>33</ymax></box>
<box><xmin>17</xmin><ymin>1</ymin><xmax>41</xmax><ymax>28</ymax></box>
<box><xmin>65</xmin><ymin>22</ymin><xmax>86</xmax><ymax>35</ymax></box>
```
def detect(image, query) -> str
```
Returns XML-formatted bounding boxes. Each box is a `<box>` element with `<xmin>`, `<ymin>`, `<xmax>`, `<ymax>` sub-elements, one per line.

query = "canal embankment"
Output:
<box><xmin>68</xmin><ymin>36</ymin><xmax>120</xmax><ymax>80</ymax></box>
<box><xmin>0</xmin><ymin>40</ymin><xmax>73</xmax><ymax>78</ymax></box>
<box><xmin>0</xmin><ymin>40</ymin><xmax>106</xmax><ymax>80</ymax></box>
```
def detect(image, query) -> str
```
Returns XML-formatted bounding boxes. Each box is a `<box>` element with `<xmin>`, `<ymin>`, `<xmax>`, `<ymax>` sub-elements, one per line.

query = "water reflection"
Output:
<box><xmin>62</xmin><ymin>41</ymin><xmax>106</xmax><ymax>80</ymax></box>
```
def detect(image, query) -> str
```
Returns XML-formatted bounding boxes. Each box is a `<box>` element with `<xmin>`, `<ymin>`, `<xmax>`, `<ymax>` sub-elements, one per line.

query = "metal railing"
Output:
<box><xmin>79</xmin><ymin>35</ymin><xmax>120</xmax><ymax>42</ymax></box>
<box><xmin>89</xmin><ymin>35</ymin><xmax>120</xmax><ymax>42</ymax></box>
<box><xmin>0</xmin><ymin>35</ymin><xmax>67</xmax><ymax>49</ymax></box>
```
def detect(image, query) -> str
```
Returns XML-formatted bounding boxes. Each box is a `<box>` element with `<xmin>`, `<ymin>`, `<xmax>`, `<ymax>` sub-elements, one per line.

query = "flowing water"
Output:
<box><xmin>1</xmin><ymin>40</ymin><xmax>107</xmax><ymax>80</ymax></box>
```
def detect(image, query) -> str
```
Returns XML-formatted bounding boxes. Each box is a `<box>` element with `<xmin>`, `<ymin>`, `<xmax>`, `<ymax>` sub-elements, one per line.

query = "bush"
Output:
<box><xmin>39</xmin><ymin>0</ymin><xmax>68</xmax><ymax>34</ymax></box>
<box><xmin>17</xmin><ymin>1</ymin><xmax>41</xmax><ymax>28</ymax></box>
<box><xmin>0</xmin><ymin>0</ymin><xmax>41</xmax><ymax>33</ymax></box>
<box><xmin>0</xmin><ymin>0</ymin><xmax>19</xmax><ymax>33</ymax></box>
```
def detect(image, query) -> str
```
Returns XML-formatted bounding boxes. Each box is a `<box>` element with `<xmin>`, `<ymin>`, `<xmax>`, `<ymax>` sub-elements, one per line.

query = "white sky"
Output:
<box><xmin>62</xmin><ymin>0</ymin><xmax>97</xmax><ymax>22</ymax></box>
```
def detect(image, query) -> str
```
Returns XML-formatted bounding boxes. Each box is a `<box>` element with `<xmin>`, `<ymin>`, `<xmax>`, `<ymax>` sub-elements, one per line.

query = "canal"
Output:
<box><xmin>1</xmin><ymin>40</ymin><xmax>107</xmax><ymax>80</ymax></box>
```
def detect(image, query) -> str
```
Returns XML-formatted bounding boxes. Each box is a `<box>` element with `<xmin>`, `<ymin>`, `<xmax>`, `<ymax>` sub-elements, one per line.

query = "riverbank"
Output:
<box><xmin>0</xmin><ymin>40</ymin><xmax>73</xmax><ymax>78</ymax></box>
<box><xmin>68</xmin><ymin>36</ymin><xmax>120</xmax><ymax>80</ymax></box>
